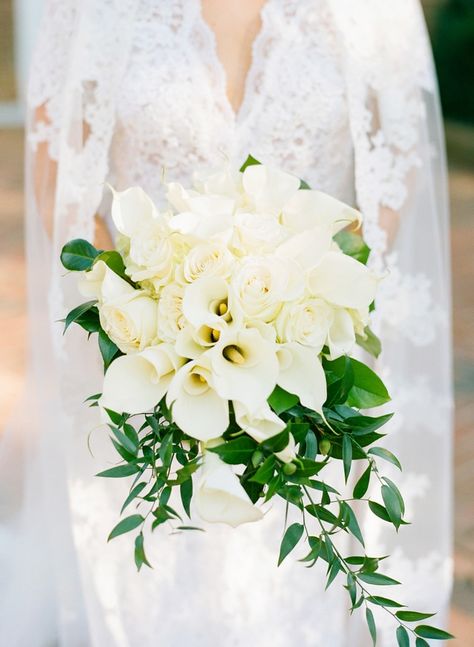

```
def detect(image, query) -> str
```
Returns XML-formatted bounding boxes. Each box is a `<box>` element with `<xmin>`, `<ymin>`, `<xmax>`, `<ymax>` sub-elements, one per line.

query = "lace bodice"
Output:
<box><xmin>109</xmin><ymin>0</ymin><xmax>355</xmax><ymax>206</ymax></box>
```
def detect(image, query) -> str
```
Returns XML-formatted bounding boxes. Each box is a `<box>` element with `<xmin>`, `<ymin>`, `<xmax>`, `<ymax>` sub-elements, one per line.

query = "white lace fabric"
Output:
<box><xmin>0</xmin><ymin>1</ymin><xmax>453</xmax><ymax>646</ymax></box>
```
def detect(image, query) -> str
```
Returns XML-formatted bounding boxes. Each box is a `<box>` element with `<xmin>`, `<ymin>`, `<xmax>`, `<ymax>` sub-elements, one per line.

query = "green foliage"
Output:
<box><xmin>60</xmin><ymin>239</ymin><xmax>101</xmax><ymax>271</ymax></box>
<box><xmin>334</xmin><ymin>230</ymin><xmax>371</xmax><ymax>264</ymax></box>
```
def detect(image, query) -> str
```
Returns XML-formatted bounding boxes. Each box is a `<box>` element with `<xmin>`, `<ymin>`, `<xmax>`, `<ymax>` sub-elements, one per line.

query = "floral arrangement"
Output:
<box><xmin>60</xmin><ymin>156</ymin><xmax>453</xmax><ymax>645</ymax></box>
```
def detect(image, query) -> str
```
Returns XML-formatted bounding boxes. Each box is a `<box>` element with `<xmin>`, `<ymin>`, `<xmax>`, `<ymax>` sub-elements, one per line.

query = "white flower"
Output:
<box><xmin>77</xmin><ymin>259</ymin><xmax>107</xmax><ymax>301</ymax></box>
<box><xmin>233</xmin><ymin>401</ymin><xmax>286</xmax><ymax>444</ymax></box>
<box><xmin>210</xmin><ymin>327</ymin><xmax>279</xmax><ymax>414</ymax></box>
<box><xmin>166</xmin><ymin>354</ymin><xmax>229</xmax><ymax>441</ymax></box>
<box><xmin>167</xmin><ymin>183</ymin><xmax>234</xmax><ymax>240</ymax></box>
<box><xmin>195</xmin><ymin>440</ymin><xmax>264</xmax><ymax>527</ymax></box>
<box><xmin>98</xmin><ymin>266</ymin><xmax>159</xmax><ymax>354</ymax></box>
<box><xmin>282</xmin><ymin>189</ymin><xmax>361</xmax><ymax>234</ymax></box>
<box><xmin>192</xmin><ymin>165</ymin><xmax>244</xmax><ymax>204</ymax></box>
<box><xmin>276</xmin><ymin>224</ymin><xmax>333</xmax><ymax>271</ymax></box>
<box><xmin>110</xmin><ymin>186</ymin><xmax>158</xmax><ymax>238</ymax></box>
<box><xmin>232</xmin><ymin>256</ymin><xmax>302</xmax><ymax>323</ymax></box>
<box><xmin>277</xmin><ymin>342</ymin><xmax>327</xmax><ymax>414</ymax></box>
<box><xmin>307</xmin><ymin>251</ymin><xmax>378</xmax><ymax>311</ymax></box>
<box><xmin>275</xmin><ymin>434</ymin><xmax>297</xmax><ymax>464</ymax></box>
<box><xmin>181</xmin><ymin>241</ymin><xmax>234</xmax><ymax>283</ymax></box>
<box><xmin>157</xmin><ymin>283</ymin><xmax>186</xmax><ymax>343</ymax></box>
<box><xmin>242</xmin><ymin>164</ymin><xmax>300</xmax><ymax>214</ymax></box>
<box><xmin>326</xmin><ymin>308</ymin><xmax>356</xmax><ymax>360</ymax></box>
<box><xmin>182</xmin><ymin>276</ymin><xmax>240</xmax><ymax>332</ymax></box>
<box><xmin>231</xmin><ymin>212</ymin><xmax>286</xmax><ymax>255</ymax></box>
<box><xmin>275</xmin><ymin>297</ymin><xmax>333</xmax><ymax>351</ymax></box>
<box><xmin>101</xmin><ymin>344</ymin><xmax>185</xmax><ymax>414</ymax></box>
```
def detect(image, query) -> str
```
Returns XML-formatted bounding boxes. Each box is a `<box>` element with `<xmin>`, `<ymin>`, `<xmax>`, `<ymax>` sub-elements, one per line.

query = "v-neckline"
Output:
<box><xmin>195</xmin><ymin>0</ymin><xmax>273</xmax><ymax>126</ymax></box>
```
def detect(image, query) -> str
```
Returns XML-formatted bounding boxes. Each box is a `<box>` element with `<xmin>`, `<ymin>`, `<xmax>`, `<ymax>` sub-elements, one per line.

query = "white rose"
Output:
<box><xmin>180</xmin><ymin>241</ymin><xmax>235</xmax><ymax>283</ymax></box>
<box><xmin>157</xmin><ymin>282</ymin><xmax>186</xmax><ymax>343</ymax></box>
<box><xmin>232</xmin><ymin>256</ymin><xmax>303</xmax><ymax>322</ymax></box>
<box><xmin>99</xmin><ymin>266</ymin><xmax>159</xmax><ymax>354</ymax></box>
<box><xmin>275</xmin><ymin>297</ymin><xmax>333</xmax><ymax>351</ymax></box>
<box><xmin>231</xmin><ymin>212</ymin><xmax>287</xmax><ymax>255</ymax></box>
<box><xmin>192</xmin><ymin>165</ymin><xmax>244</xmax><ymax>205</ymax></box>
<box><xmin>195</xmin><ymin>440</ymin><xmax>264</xmax><ymax>527</ymax></box>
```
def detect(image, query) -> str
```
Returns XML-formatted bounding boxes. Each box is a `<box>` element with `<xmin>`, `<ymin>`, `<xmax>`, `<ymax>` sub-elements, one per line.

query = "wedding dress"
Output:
<box><xmin>0</xmin><ymin>1</ymin><xmax>453</xmax><ymax>646</ymax></box>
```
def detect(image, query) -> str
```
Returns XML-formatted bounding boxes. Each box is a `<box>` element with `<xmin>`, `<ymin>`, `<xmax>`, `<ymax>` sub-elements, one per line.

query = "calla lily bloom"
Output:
<box><xmin>195</xmin><ymin>441</ymin><xmax>264</xmax><ymax>527</ymax></box>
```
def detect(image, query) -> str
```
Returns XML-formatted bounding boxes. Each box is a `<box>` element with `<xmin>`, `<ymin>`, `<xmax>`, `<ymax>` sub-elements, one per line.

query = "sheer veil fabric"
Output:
<box><xmin>0</xmin><ymin>1</ymin><xmax>452</xmax><ymax>646</ymax></box>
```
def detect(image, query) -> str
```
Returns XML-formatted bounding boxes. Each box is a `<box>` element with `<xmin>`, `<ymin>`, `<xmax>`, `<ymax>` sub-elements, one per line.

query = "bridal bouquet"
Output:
<box><xmin>61</xmin><ymin>156</ymin><xmax>452</xmax><ymax>645</ymax></box>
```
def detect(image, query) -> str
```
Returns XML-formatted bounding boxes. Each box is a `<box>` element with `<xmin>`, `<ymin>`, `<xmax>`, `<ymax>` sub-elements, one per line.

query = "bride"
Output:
<box><xmin>0</xmin><ymin>1</ymin><xmax>453</xmax><ymax>645</ymax></box>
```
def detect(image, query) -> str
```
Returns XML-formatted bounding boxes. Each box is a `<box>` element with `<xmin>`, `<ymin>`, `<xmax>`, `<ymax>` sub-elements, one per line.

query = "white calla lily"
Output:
<box><xmin>242</xmin><ymin>164</ymin><xmax>300</xmax><ymax>213</ymax></box>
<box><xmin>110</xmin><ymin>186</ymin><xmax>158</xmax><ymax>238</ymax></box>
<box><xmin>182</xmin><ymin>276</ymin><xmax>240</xmax><ymax>332</ymax></box>
<box><xmin>233</xmin><ymin>401</ymin><xmax>286</xmax><ymax>444</ymax></box>
<box><xmin>210</xmin><ymin>327</ymin><xmax>279</xmax><ymax>415</ymax></box>
<box><xmin>78</xmin><ymin>259</ymin><xmax>108</xmax><ymax>301</ymax></box>
<box><xmin>101</xmin><ymin>344</ymin><xmax>185</xmax><ymax>414</ymax></box>
<box><xmin>195</xmin><ymin>441</ymin><xmax>264</xmax><ymax>527</ymax></box>
<box><xmin>275</xmin><ymin>433</ymin><xmax>297</xmax><ymax>464</ymax></box>
<box><xmin>326</xmin><ymin>308</ymin><xmax>356</xmax><ymax>359</ymax></box>
<box><xmin>276</xmin><ymin>224</ymin><xmax>333</xmax><ymax>271</ymax></box>
<box><xmin>308</xmin><ymin>251</ymin><xmax>378</xmax><ymax>310</ymax></box>
<box><xmin>277</xmin><ymin>342</ymin><xmax>327</xmax><ymax>414</ymax></box>
<box><xmin>166</xmin><ymin>355</ymin><xmax>229</xmax><ymax>441</ymax></box>
<box><xmin>282</xmin><ymin>189</ymin><xmax>361</xmax><ymax>234</ymax></box>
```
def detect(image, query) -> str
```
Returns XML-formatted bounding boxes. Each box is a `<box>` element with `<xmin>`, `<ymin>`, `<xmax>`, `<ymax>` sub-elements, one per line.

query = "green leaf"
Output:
<box><xmin>110</xmin><ymin>426</ymin><xmax>138</xmax><ymax>456</ymax></box>
<box><xmin>268</xmin><ymin>385</ymin><xmax>299</xmax><ymax>414</ymax></box>
<box><xmin>325</xmin><ymin>558</ymin><xmax>342</xmax><ymax>589</ymax></box>
<box><xmin>368</xmin><ymin>447</ymin><xmax>402</xmax><ymax>471</ymax></box>
<box><xmin>396</xmin><ymin>625</ymin><xmax>410</xmax><ymax>647</ymax></box>
<box><xmin>347</xmin><ymin>359</ymin><xmax>391</xmax><ymax>408</ymax></box>
<box><xmin>396</xmin><ymin>612</ymin><xmax>435</xmax><ymax>623</ymax></box>
<box><xmin>134</xmin><ymin>532</ymin><xmax>152</xmax><ymax>570</ymax></box>
<box><xmin>180</xmin><ymin>477</ymin><xmax>193</xmax><ymax>518</ymax></box>
<box><xmin>343</xmin><ymin>503</ymin><xmax>365</xmax><ymax>547</ymax></box>
<box><xmin>382</xmin><ymin>477</ymin><xmax>405</xmax><ymax>516</ymax></box>
<box><xmin>368</xmin><ymin>500</ymin><xmax>392</xmax><ymax>523</ymax></box>
<box><xmin>94</xmin><ymin>250</ymin><xmax>126</xmax><ymax>278</ymax></box>
<box><xmin>358</xmin><ymin>572</ymin><xmax>401</xmax><ymax>586</ymax></box>
<box><xmin>99</xmin><ymin>330</ymin><xmax>121</xmax><ymax>371</ymax></box>
<box><xmin>278</xmin><ymin>522</ymin><xmax>304</xmax><ymax>566</ymax></box>
<box><xmin>97</xmin><ymin>463</ymin><xmax>140</xmax><ymax>478</ymax></box>
<box><xmin>108</xmin><ymin>514</ymin><xmax>144</xmax><ymax>541</ymax></box>
<box><xmin>175</xmin><ymin>525</ymin><xmax>205</xmax><ymax>532</ymax></box>
<box><xmin>60</xmin><ymin>238</ymin><xmax>100</xmax><ymax>271</ymax></box>
<box><xmin>415</xmin><ymin>639</ymin><xmax>430</xmax><ymax>647</ymax></box>
<box><xmin>366</xmin><ymin>607</ymin><xmax>377</xmax><ymax>645</ymax></box>
<box><xmin>342</xmin><ymin>434</ymin><xmax>353</xmax><ymax>482</ymax></box>
<box><xmin>262</xmin><ymin>429</ymin><xmax>290</xmax><ymax>453</ymax></box>
<box><xmin>250</xmin><ymin>454</ymin><xmax>276</xmax><ymax>484</ymax></box>
<box><xmin>121</xmin><ymin>482</ymin><xmax>147</xmax><ymax>514</ymax></box>
<box><xmin>305</xmin><ymin>505</ymin><xmax>339</xmax><ymax>526</ymax></box>
<box><xmin>208</xmin><ymin>435</ymin><xmax>257</xmax><ymax>464</ymax></box>
<box><xmin>299</xmin><ymin>178</ymin><xmax>311</xmax><ymax>190</ymax></box>
<box><xmin>63</xmin><ymin>300</ymin><xmax>98</xmax><ymax>333</ymax></box>
<box><xmin>324</xmin><ymin>356</ymin><xmax>354</xmax><ymax>406</ymax></box>
<box><xmin>356</xmin><ymin>326</ymin><xmax>382</xmax><ymax>359</ymax></box>
<box><xmin>414</xmin><ymin>625</ymin><xmax>454</xmax><ymax>640</ymax></box>
<box><xmin>353</xmin><ymin>465</ymin><xmax>371</xmax><ymax>499</ymax></box>
<box><xmin>334</xmin><ymin>230</ymin><xmax>371</xmax><ymax>264</ymax></box>
<box><xmin>159</xmin><ymin>431</ymin><xmax>174</xmax><ymax>466</ymax></box>
<box><xmin>298</xmin><ymin>536</ymin><xmax>321</xmax><ymax>564</ymax></box>
<box><xmin>239</xmin><ymin>154</ymin><xmax>261</xmax><ymax>172</ymax></box>
<box><xmin>367</xmin><ymin>596</ymin><xmax>404</xmax><ymax>608</ymax></box>
<box><xmin>381</xmin><ymin>484</ymin><xmax>402</xmax><ymax>528</ymax></box>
